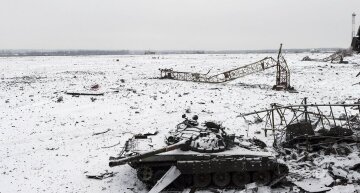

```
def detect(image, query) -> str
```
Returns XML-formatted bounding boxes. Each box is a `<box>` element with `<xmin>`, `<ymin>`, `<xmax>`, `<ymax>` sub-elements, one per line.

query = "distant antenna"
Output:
<box><xmin>353</xmin><ymin>12</ymin><xmax>356</xmax><ymax>38</ymax></box>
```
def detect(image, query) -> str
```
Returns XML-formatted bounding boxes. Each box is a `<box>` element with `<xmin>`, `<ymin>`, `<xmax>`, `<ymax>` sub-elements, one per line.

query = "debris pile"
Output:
<box><xmin>277</xmin><ymin>122</ymin><xmax>360</xmax><ymax>191</ymax></box>
<box><xmin>241</xmin><ymin>98</ymin><xmax>360</xmax><ymax>192</ymax></box>
<box><xmin>302</xmin><ymin>50</ymin><xmax>352</xmax><ymax>64</ymax></box>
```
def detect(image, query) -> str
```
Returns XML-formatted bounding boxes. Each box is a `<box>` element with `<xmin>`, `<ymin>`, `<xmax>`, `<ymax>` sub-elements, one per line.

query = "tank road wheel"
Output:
<box><xmin>193</xmin><ymin>173</ymin><xmax>211</xmax><ymax>188</ymax></box>
<box><xmin>173</xmin><ymin>174</ymin><xmax>193</xmax><ymax>189</ymax></box>
<box><xmin>152</xmin><ymin>170</ymin><xmax>166</xmax><ymax>184</ymax></box>
<box><xmin>137</xmin><ymin>166</ymin><xmax>154</xmax><ymax>182</ymax></box>
<box><xmin>212</xmin><ymin>172</ymin><xmax>231</xmax><ymax>187</ymax></box>
<box><xmin>252</xmin><ymin>171</ymin><xmax>271</xmax><ymax>185</ymax></box>
<box><xmin>232</xmin><ymin>172</ymin><xmax>251</xmax><ymax>187</ymax></box>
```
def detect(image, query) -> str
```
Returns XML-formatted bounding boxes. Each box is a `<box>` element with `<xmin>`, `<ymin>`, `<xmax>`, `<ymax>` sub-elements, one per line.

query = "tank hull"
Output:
<box><xmin>129</xmin><ymin>151</ymin><xmax>288</xmax><ymax>188</ymax></box>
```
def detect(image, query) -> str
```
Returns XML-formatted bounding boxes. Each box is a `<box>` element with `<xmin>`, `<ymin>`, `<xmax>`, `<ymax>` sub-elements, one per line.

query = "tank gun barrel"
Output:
<box><xmin>109</xmin><ymin>140</ymin><xmax>188</xmax><ymax>167</ymax></box>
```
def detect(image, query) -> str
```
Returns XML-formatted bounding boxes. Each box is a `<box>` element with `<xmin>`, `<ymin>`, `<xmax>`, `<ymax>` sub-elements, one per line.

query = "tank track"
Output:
<box><xmin>136</xmin><ymin>164</ymin><xmax>288</xmax><ymax>190</ymax></box>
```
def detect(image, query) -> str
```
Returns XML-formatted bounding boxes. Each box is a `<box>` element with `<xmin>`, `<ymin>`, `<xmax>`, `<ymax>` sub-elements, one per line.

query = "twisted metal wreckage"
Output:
<box><xmin>241</xmin><ymin>98</ymin><xmax>360</xmax><ymax>152</ymax></box>
<box><xmin>302</xmin><ymin>50</ymin><xmax>352</xmax><ymax>64</ymax></box>
<box><xmin>241</xmin><ymin>98</ymin><xmax>360</xmax><ymax>192</ymax></box>
<box><xmin>159</xmin><ymin>44</ymin><xmax>293</xmax><ymax>91</ymax></box>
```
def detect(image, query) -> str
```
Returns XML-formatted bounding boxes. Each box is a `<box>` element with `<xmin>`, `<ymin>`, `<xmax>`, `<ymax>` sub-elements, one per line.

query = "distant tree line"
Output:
<box><xmin>0</xmin><ymin>50</ymin><xmax>131</xmax><ymax>57</ymax></box>
<box><xmin>0</xmin><ymin>48</ymin><xmax>342</xmax><ymax>57</ymax></box>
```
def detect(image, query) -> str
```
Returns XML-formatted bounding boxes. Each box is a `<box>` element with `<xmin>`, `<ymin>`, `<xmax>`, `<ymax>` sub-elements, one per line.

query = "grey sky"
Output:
<box><xmin>1</xmin><ymin>0</ymin><xmax>359</xmax><ymax>50</ymax></box>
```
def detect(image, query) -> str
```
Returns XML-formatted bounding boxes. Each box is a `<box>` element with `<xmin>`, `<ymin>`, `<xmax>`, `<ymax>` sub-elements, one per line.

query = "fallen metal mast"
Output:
<box><xmin>159</xmin><ymin>44</ymin><xmax>291</xmax><ymax>89</ymax></box>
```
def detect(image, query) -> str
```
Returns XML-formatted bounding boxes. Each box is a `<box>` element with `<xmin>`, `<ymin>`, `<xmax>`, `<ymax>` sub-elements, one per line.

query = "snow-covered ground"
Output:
<box><xmin>1</xmin><ymin>53</ymin><xmax>360</xmax><ymax>193</ymax></box>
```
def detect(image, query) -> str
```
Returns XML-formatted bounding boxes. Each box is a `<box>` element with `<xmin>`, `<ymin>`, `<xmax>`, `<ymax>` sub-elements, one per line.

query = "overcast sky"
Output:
<box><xmin>1</xmin><ymin>0</ymin><xmax>359</xmax><ymax>50</ymax></box>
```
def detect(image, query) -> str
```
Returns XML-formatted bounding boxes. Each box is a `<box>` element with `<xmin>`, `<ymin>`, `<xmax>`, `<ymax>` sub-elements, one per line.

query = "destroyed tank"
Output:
<box><xmin>109</xmin><ymin>115</ymin><xmax>288</xmax><ymax>191</ymax></box>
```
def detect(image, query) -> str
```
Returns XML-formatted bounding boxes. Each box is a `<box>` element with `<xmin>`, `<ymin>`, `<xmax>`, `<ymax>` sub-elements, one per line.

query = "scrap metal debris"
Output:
<box><xmin>86</xmin><ymin>171</ymin><xmax>117</xmax><ymax>180</ymax></box>
<box><xmin>134</xmin><ymin>131</ymin><xmax>159</xmax><ymax>139</ymax></box>
<box><xmin>92</xmin><ymin>128</ymin><xmax>111</xmax><ymax>136</ymax></box>
<box><xmin>302</xmin><ymin>50</ymin><xmax>352</xmax><ymax>64</ymax></box>
<box><xmin>56</xmin><ymin>96</ymin><xmax>63</xmax><ymax>103</ymax></box>
<box><xmin>90</xmin><ymin>84</ymin><xmax>100</xmax><ymax>90</ymax></box>
<box><xmin>65</xmin><ymin>92</ymin><xmax>104</xmax><ymax>96</ymax></box>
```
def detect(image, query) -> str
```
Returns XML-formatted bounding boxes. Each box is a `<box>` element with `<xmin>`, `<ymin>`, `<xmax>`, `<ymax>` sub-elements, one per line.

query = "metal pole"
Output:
<box><xmin>329</xmin><ymin>104</ymin><xmax>337</xmax><ymax>127</ymax></box>
<box><xmin>304</xmin><ymin>97</ymin><xmax>308</xmax><ymax>122</ymax></box>
<box><xmin>316</xmin><ymin>106</ymin><xmax>325</xmax><ymax>129</ymax></box>
<box><xmin>276</xmin><ymin>44</ymin><xmax>283</xmax><ymax>86</ymax></box>
<box><xmin>344</xmin><ymin>106</ymin><xmax>351</xmax><ymax>130</ymax></box>
<box><xmin>272</xmin><ymin>108</ymin><xmax>276</xmax><ymax>143</ymax></box>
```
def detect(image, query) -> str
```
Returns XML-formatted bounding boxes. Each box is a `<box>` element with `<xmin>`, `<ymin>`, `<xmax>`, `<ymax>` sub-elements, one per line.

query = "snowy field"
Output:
<box><xmin>1</xmin><ymin>53</ymin><xmax>360</xmax><ymax>193</ymax></box>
